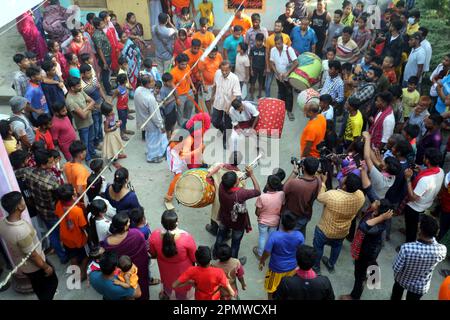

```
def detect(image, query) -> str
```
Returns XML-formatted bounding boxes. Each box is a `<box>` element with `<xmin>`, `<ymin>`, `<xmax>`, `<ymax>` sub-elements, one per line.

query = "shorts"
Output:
<box><xmin>264</xmin><ymin>268</ymin><xmax>296</xmax><ymax>293</ymax></box>
<box><xmin>202</xmin><ymin>84</ymin><xmax>214</xmax><ymax>101</ymax></box>
<box><xmin>163</xmin><ymin>108</ymin><xmax>177</xmax><ymax>132</ymax></box>
<box><xmin>64</xmin><ymin>245</ymin><xmax>87</xmax><ymax>263</ymax></box>
<box><xmin>250</xmin><ymin>69</ymin><xmax>265</xmax><ymax>85</ymax></box>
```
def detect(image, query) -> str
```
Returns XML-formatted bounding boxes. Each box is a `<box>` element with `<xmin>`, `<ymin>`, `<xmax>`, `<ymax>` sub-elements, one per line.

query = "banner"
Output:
<box><xmin>121</xmin><ymin>38</ymin><xmax>142</xmax><ymax>90</ymax></box>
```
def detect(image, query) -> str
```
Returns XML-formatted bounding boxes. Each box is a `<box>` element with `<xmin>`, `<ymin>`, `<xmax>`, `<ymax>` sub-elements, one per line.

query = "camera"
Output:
<box><xmin>291</xmin><ymin>157</ymin><xmax>304</xmax><ymax>171</ymax></box>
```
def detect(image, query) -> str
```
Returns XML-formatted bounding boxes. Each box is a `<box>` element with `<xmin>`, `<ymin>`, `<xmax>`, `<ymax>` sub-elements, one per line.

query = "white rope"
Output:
<box><xmin>0</xmin><ymin>0</ymin><xmax>245</xmax><ymax>290</ymax></box>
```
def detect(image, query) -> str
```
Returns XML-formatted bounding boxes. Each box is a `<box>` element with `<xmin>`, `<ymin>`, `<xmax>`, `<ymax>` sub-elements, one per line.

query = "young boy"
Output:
<box><xmin>55</xmin><ymin>184</ymin><xmax>89</xmax><ymax>281</ymax></box>
<box><xmin>198</xmin><ymin>0</ymin><xmax>214</xmax><ymax>29</ymax></box>
<box><xmin>112</xmin><ymin>73</ymin><xmax>134</xmax><ymax>141</ymax></box>
<box><xmin>249</xmin><ymin>33</ymin><xmax>266</xmax><ymax>100</ymax></box>
<box><xmin>118</xmin><ymin>56</ymin><xmax>136</xmax><ymax>113</ymax></box>
<box><xmin>114</xmin><ymin>255</ymin><xmax>139</xmax><ymax>290</ymax></box>
<box><xmin>34</xmin><ymin>114</ymin><xmax>55</xmax><ymax>150</ymax></box>
<box><xmin>193</xmin><ymin>18</ymin><xmax>216</xmax><ymax>50</ymax></box>
<box><xmin>402</xmin><ymin>76</ymin><xmax>420</xmax><ymax>122</ymax></box>
<box><xmin>382</xmin><ymin>56</ymin><xmax>397</xmax><ymax>84</ymax></box>
<box><xmin>24</xmin><ymin>65</ymin><xmax>50</xmax><ymax>123</ymax></box>
<box><xmin>50</xmin><ymin>101</ymin><xmax>77</xmax><ymax>161</ymax></box>
<box><xmin>235</xmin><ymin>42</ymin><xmax>250</xmax><ymax>91</ymax></box>
<box><xmin>319</xmin><ymin>94</ymin><xmax>334</xmax><ymax>120</ymax></box>
<box><xmin>213</xmin><ymin>244</ymin><xmax>246</xmax><ymax>300</ymax></box>
<box><xmin>321</xmin><ymin>47</ymin><xmax>336</xmax><ymax>85</ymax></box>
<box><xmin>141</xmin><ymin>57</ymin><xmax>162</xmax><ymax>83</ymax></box>
<box><xmin>160</xmin><ymin>73</ymin><xmax>179</xmax><ymax>139</ymax></box>
<box><xmin>12</xmin><ymin>53</ymin><xmax>31</xmax><ymax>97</ymax></box>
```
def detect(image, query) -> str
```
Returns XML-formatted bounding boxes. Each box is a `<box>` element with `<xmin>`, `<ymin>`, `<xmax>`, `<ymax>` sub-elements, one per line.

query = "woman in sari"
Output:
<box><xmin>122</xmin><ymin>12</ymin><xmax>148</xmax><ymax>55</ymax></box>
<box><xmin>100</xmin><ymin>11</ymin><xmax>121</xmax><ymax>72</ymax></box>
<box><xmin>16</xmin><ymin>11</ymin><xmax>48</xmax><ymax>62</ymax></box>
<box><xmin>173</xmin><ymin>28</ymin><xmax>192</xmax><ymax>58</ymax></box>
<box><xmin>101</xmin><ymin>212</ymin><xmax>150</xmax><ymax>300</ymax></box>
<box><xmin>42</xmin><ymin>0</ymin><xmax>71</xmax><ymax>43</ymax></box>
<box><xmin>48</xmin><ymin>40</ymin><xmax>69</xmax><ymax>79</ymax></box>
<box><xmin>149</xmin><ymin>210</ymin><xmax>196</xmax><ymax>300</ymax></box>
<box><xmin>68</xmin><ymin>29</ymin><xmax>99</xmax><ymax>69</ymax></box>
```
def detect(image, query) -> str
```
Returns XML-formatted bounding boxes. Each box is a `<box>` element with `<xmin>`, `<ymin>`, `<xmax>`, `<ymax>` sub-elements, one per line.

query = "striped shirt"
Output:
<box><xmin>394</xmin><ymin>239</ymin><xmax>447</xmax><ymax>295</ymax></box>
<box><xmin>336</xmin><ymin>37</ymin><xmax>360</xmax><ymax>64</ymax></box>
<box><xmin>316</xmin><ymin>183</ymin><xmax>365</xmax><ymax>239</ymax></box>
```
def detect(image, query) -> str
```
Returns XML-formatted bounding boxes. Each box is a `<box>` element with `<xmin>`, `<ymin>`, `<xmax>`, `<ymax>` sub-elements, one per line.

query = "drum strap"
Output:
<box><xmin>292</xmin><ymin>68</ymin><xmax>319</xmax><ymax>86</ymax></box>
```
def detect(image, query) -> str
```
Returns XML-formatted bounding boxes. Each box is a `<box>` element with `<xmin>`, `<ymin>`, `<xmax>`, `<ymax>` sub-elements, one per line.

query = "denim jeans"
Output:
<box><xmin>99</xmin><ymin>57</ymin><xmax>112</xmax><ymax>94</ymax></box>
<box><xmin>294</xmin><ymin>216</ymin><xmax>309</xmax><ymax>240</ymax></box>
<box><xmin>312</xmin><ymin>226</ymin><xmax>344</xmax><ymax>271</ymax></box>
<box><xmin>91</xmin><ymin>110</ymin><xmax>103</xmax><ymax>146</ymax></box>
<box><xmin>117</xmin><ymin>109</ymin><xmax>128</xmax><ymax>132</ymax></box>
<box><xmin>43</xmin><ymin>219</ymin><xmax>67</xmax><ymax>263</ymax></box>
<box><xmin>78</xmin><ymin>125</ymin><xmax>96</xmax><ymax>161</ymax></box>
<box><xmin>265</xmin><ymin>71</ymin><xmax>274</xmax><ymax>97</ymax></box>
<box><xmin>214</xmin><ymin>224</ymin><xmax>245</xmax><ymax>258</ymax></box>
<box><xmin>257</xmin><ymin>223</ymin><xmax>278</xmax><ymax>256</ymax></box>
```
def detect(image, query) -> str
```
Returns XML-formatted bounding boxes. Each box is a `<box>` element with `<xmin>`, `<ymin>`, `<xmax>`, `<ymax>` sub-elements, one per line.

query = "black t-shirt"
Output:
<box><xmin>250</xmin><ymin>46</ymin><xmax>266</xmax><ymax>71</ymax></box>
<box><xmin>273</xmin><ymin>274</ymin><xmax>335</xmax><ymax>300</ymax></box>
<box><xmin>278</xmin><ymin>14</ymin><xmax>300</xmax><ymax>36</ymax></box>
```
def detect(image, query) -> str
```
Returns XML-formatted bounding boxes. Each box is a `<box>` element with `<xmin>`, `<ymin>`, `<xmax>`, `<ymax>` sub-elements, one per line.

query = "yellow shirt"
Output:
<box><xmin>266</xmin><ymin>33</ymin><xmax>291</xmax><ymax>52</ymax></box>
<box><xmin>406</xmin><ymin>23</ymin><xmax>420</xmax><ymax>36</ymax></box>
<box><xmin>344</xmin><ymin>110</ymin><xmax>363</xmax><ymax>141</ymax></box>
<box><xmin>3</xmin><ymin>137</ymin><xmax>18</xmax><ymax>155</ymax></box>
<box><xmin>198</xmin><ymin>2</ymin><xmax>214</xmax><ymax>27</ymax></box>
<box><xmin>402</xmin><ymin>88</ymin><xmax>420</xmax><ymax>118</ymax></box>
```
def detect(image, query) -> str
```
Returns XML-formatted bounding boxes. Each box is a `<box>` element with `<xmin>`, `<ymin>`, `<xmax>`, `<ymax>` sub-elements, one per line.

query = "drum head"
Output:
<box><xmin>288</xmin><ymin>77</ymin><xmax>308</xmax><ymax>91</ymax></box>
<box><xmin>175</xmin><ymin>174</ymin><xmax>204</xmax><ymax>206</ymax></box>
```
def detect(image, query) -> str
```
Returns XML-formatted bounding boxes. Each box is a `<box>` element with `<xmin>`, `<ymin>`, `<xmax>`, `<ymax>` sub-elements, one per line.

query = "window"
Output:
<box><xmin>73</xmin><ymin>0</ymin><xmax>107</xmax><ymax>9</ymax></box>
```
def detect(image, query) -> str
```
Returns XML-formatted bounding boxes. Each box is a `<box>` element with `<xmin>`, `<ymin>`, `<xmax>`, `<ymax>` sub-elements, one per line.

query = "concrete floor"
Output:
<box><xmin>0</xmin><ymin>23</ymin><xmax>449</xmax><ymax>301</ymax></box>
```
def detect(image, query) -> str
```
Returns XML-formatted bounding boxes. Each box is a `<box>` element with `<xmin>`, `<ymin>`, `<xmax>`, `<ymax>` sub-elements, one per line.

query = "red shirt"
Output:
<box><xmin>116</xmin><ymin>85</ymin><xmax>129</xmax><ymax>110</ymax></box>
<box><xmin>177</xmin><ymin>266</ymin><xmax>228</xmax><ymax>300</ymax></box>
<box><xmin>35</xmin><ymin>128</ymin><xmax>55</xmax><ymax>150</ymax></box>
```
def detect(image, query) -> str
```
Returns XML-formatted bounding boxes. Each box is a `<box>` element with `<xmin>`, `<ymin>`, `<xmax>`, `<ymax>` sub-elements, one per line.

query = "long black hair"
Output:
<box><xmin>87</xmin><ymin>199</ymin><xmax>107</xmax><ymax>248</ymax></box>
<box><xmin>161</xmin><ymin>210</ymin><xmax>178</xmax><ymax>258</ymax></box>
<box><xmin>109</xmin><ymin>211</ymin><xmax>130</xmax><ymax>234</ymax></box>
<box><xmin>112</xmin><ymin>167</ymin><xmax>129</xmax><ymax>193</ymax></box>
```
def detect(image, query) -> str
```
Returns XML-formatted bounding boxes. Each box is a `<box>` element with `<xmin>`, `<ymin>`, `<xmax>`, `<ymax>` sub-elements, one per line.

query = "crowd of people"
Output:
<box><xmin>0</xmin><ymin>0</ymin><xmax>450</xmax><ymax>301</ymax></box>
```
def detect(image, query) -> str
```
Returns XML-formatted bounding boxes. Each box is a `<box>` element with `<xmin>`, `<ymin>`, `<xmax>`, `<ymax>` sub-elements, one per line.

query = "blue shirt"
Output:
<box><xmin>223</xmin><ymin>35</ymin><xmax>244</xmax><ymax>66</ymax></box>
<box><xmin>142</xmin><ymin>67</ymin><xmax>162</xmax><ymax>83</ymax></box>
<box><xmin>265</xmin><ymin>230</ymin><xmax>305</xmax><ymax>273</ymax></box>
<box><xmin>159</xmin><ymin>85</ymin><xmax>176</xmax><ymax>114</ymax></box>
<box><xmin>290</xmin><ymin>26</ymin><xmax>318</xmax><ymax>55</ymax></box>
<box><xmin>69</xmin><ymin>67</ymin><xmax>81</xmax><ymax>78</ymax></box>
<box><xmin>24</xmin><ymin>83</ymin><xmax>49</xmax><ymax>119</ymax></box>
<box><xmin>89</xmin><ymin>272</ymin><xmax>135</xmax><ymax>300</ymax></box>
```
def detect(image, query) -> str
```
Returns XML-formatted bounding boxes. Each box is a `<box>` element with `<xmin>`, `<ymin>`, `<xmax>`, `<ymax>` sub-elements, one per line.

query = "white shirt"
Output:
<box><xmin>321</xmin><ymin>59</ymin><xmax>329</xmax><ymax>85</ymax></box>
<box><xmin>229</xmin><ymin>101</ymin><xmax>259</xmax><ymax>125</ymax></box>
<box><xmin>212</xmin><ymin>70</ymin><xmax>241</xmax><ymax>111</ymax></box>
<box><xmin>167</xmin><ymin>145</ymin><xmax>188</xmax><ymax>175</ymax></box>
<box><xmin>270</xmin><ymin>45</ymin><xmax>297</xmax><ymax>74</ymax></box>
<box><xmin>403</xmin><ymin>46</ymin><xmax>426</xmax><ymax>83</ymax></box>
<box><xmin>234</xmin><ymin>54</ymin><xmax>250</xmax><ymax>82</ymax></box>
<box><xmin>321</xmin><ymin>106</ymin><xmax>334</xmax><ymax>121</ymax></box>
<box><xmin>408</xmin><ymin>169</ymin><xmax>445</xmax><ymax>212</ymax></box>
<box><xmin>420</xmin><ymin>39</ymin><xmax>432</xmax><ymax>72</ymax></box>
<box><xmin>374</xmin><ymin>111</ymin><xmax>395</xmax><ymax>144</ymax></box>
<box><xmin>87</xmin><ymin>213</ymin><xmax>111</xmax><ymax>242</ymax></box>
<box><xmin>429</xmin><ymin>63</ymin><xmax>445</xmax><ymax>97</ymax></box>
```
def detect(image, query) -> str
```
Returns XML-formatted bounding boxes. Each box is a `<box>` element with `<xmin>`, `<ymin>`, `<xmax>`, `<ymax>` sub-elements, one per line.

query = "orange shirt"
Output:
<box><xmin>383</xmin><ymin>68</ymin><xmax>397</xmax><ymax>84</ymax></box>
<box><xmin>184</xmin><ymin>48</ymin><xmax>204</xmax><ymax>81</ymax></box>
<box><xmin>198</xmin><ymin>52</ymin><xmax>223</xmax><ymax>85</ymax></box>
<box><xmin>171</xmin><ymin>64</ymin><xmax>192</xmax><ymax>95</ymax></box>
<box><xmin>231</xmin><ymin>14</ymin><xmax>252</xmax><ymax>35</ymax></box>
<box><xmin>192</xmin><ymin>31</ymin><xmax>216</xmax><ymax>49</ymax></box>
<box><xmin>300</xmin><ymin>114</ymin><xmax>327</xmax><ymax>158</ymax></box>
<box><xmin>64</xmin><ymin>162</ymin><xmax>90</xmax><ymax>192</ymax></box>
<box><xmin>439</xmin><ymin>276</ymin><xmax>450</xmax><ymax>300</ymax></box>
<box><xmin>55</xmin><ymin>201</ymin><xmax>87</xmax><ymax>249</ymax></box>
<box><xmin>172</xmin><ymin>0</ymin><xmax>190</xmax><ymax>9</ymax></box>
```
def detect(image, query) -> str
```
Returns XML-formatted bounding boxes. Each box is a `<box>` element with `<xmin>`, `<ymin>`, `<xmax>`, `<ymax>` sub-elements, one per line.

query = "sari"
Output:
<box><xmin>43</xmin><ymin>4</ymin><xmax>71</xmax><ymax>43</ymax></box>
<box><xmin>104</xmin><ymin>22</ymin><xmax>121</xmax><ymax>72</ymax></box>
<box><xmin>122</xmin><ymin>22</ymin><xmax>147</xmax><ymax>54</ymax></box>
<box><xmin>16</xmin><ymin>12</ymin><xmax>48</xmax><ymax>62</ymax></box>
<box><xmin>101</xmin><ymin>229</ymin><xmax>150</xmax><ymax>300</ymax></box>
<box><xmin>69</xmin><ymin>38</ymin><xmax>101</xmax><ymax>77</ymax></box>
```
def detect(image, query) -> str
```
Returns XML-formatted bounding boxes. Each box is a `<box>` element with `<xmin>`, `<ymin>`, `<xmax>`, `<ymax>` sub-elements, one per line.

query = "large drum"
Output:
<box><xmin>288</xmin><ymin>52</ymin><xmax>322</xmax><ymax>91</ymax></box>
<box><xmin>255</xmin><ymin>98</ymin><xmax>286</xmax><ymax>138</ymax></box>
<box><xmin>297</xmin><ymin>88</ymin><xmax>320</xmax><ymax>111</ymax></box>
<box><xmin>175</xmin><ymin>168</ymin><xmax>215</xmax><ymax>208</ymax></box>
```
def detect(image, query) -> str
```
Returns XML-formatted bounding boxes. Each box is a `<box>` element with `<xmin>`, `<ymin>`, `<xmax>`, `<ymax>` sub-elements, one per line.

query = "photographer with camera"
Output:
<box><xmin>300</xmin><ymin>102</ymin><xmax>327</xmax><ymax>159</ymax></box>
<box><xmin>283</xmin><ymin>157</ymin><xmax>322</xmax><ymax>238</ymax></box>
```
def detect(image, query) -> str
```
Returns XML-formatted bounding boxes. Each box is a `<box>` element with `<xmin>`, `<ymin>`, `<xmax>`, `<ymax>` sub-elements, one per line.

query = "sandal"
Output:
<box><xmin>149</xmin><ymin>277</ymin><xmax>161</xmax><ymax>286</ymax></box>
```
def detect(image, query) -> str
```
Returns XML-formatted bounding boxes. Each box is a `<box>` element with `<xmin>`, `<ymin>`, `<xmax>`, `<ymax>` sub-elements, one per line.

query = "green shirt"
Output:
<box><xmin>66</xmin><ymin>91</ymin><xmax>93</xmax><ymax>130</ymax></box>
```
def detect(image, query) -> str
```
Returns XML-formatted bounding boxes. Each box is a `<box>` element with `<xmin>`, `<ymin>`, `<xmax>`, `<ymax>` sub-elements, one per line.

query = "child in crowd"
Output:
<box><xmin>160</xmin><ymin>73</ymin><xmax>180</xmax><ymax>139</ymax></box>
<box><xmin>141</xmin><ymin>57</ymin><xmax>162</xmax><ymax>83</ymax></box>
<box><xmin>65</xmin><ymin>53</ymin><xmax>80</xmax><ymax>78</ymax></box>
<box><xmin>114</xmin><ymin>255</ymin><xmax>139</xmax><ymax>289</ymax></box>
<box><xmin>12</xmin><ymin>53</ymin><xmax>31</xmax><ymax>97</ymax></box>
<box><xmin>176</xmin><ymin>7</ymin><xmax>195</xmax><ymax>34</ymax></box>
<box><xmin>213</xmin><ymin>244</ymin><xmax>246</xmax><ymax>300</ymax></box>
<box><xmin>235</xmin><ymin>42</ymin><xmax>250</xmax><ymax>92</ymax></box>
<box><xmin>55</xmin><ymin>184</ymin><xmax>89</xmax><ymax>281</ymax></box>
<box><xmin>86</xmin><ymin>159</ymin><xmax>117</xmax><ymax>218</ymax></box>
<box><xmin>388</xmin><ymin>85</ymin><xmax>404</xmax><ymax>131</ymax></box>
<box><xmin>118</xmin><ymin>56</ymin><xmax>133</xmax><ymax>96</ymax></box>
<box><xmin>87</xmin><ymin>198</ymin><xmax>111</xmax><ymax>246</ymax></box>
<box><xmin>25</xmin><ymin>65</ymin><xmax>49</xmax><ymax>124</ymax></box>
<box><xmin>51</xmin><ymin>101</ymin><xmax>77</xmax><ymax>161</ymax></box>
<box><xmin>254</xmin><ymin>175</ymin><xmax>285</xmax><ymax>259</ymax></box>
<box><xmin>342</xmin><ymin>62</ymin><xmax>355</xmax><ymax>99</ymax></box>
<box><xmin>321</xmin><ymin>47</ymin><xmax>336</xmax><ymax>85</ymax></box>
<box><xmin>0</xmin><ymin>120</ymin><xmax>19</xmax><ymax>155</ymax></box>
<box><xmin>402</xmin><ymin>76</ymin><xmax>420</xmax><ymax>122</ymax></box>
<box><xmin>198</xmin><ymin>0</ymin><xmax>214</xmax><ymax>29</ymax></box>
<box><xmin>249</xmin><ymin>33</ymin><xmax>266</xmax><ymax>100</ymax></box>
<box><xmin>100</xmin><ymin>101</ymin><xmax>127</xmax><ymax>163</ymax></box>
<box><xmin>382</xmin><ymin>56</ymin><xmax>397</xmax><ymax>84</ymax></box>
<box><xmin>402</xmin><ymin>123</ymin><xmax>420</xmax><ymax>157</ymax></box>
<box><xmin>35</xmin><ymin>114</ymin><xmax>55</xmax><ymax>150</ymax></box>
<box><xmin>320</xmin><ymin>94</ymin><xmax>334</xmax><ymax>121</ymax></box>
<box><xmin>129</xmin><ymin>207</ymin><xmax>151</xmax><ymax>241</ymax></box>
<box><xmin>154</xmin><ymin>80</ymin><xmax>163</xmax><ymax>103</ymax></box>
<box><xmin>112</xmin><ymin>73</ymin><xmax>134</xmax><ymax>141</ymax></box>
<box><xmin>49</xmin><ymin>149</ymin><xmax>65</xmax><ymax>185</ymax></box>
